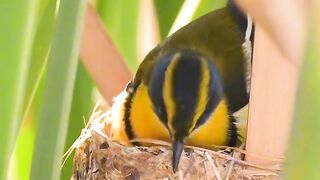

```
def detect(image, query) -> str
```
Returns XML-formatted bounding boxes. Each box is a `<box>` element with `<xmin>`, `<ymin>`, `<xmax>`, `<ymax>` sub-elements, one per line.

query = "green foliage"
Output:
<box><xmin>15</xmin><ymin>118</ymin><xmax>36</xmax><ymax>180</ymax></box>
<box><xmin>193</xmin><ymin>0</ymin><xmax>226</xmax><ymax>19</ymax></box>
<box><xmin>60</xmin><ymin>62</ymin><xmax>95</xmax><ymax>179</ymax></box>
<box><xmin>11</xmin><ymin>0</ymin><xmax>56</xmax><ymax>179</ymax></box>
<box><xmin>285</xmin><ymin>13</ymin><xmax>320</xmax><ymax>179</ymax></box>
<box><xmin>96</xmin><ymin>0</ymin><xmax>140</xmax><ymax>71</ymax></box>
<box><xmin>0</xmin><ymin>0</ymin><xmax>41</xmax><ymax>178</ymax></box>
<box><xmin>154</xmin><ymin>0</ymin><xmax>184</xmax><ymax>39</ymax></box>
<box><xmin>23</xmin><ymin>0</ymin><xmax>56</xmax><ymax>116</ymax></box>
<box><xmin>30</xmin><ymin>0</ymin><xmax>87</xmax><ymax>179</ymax></box>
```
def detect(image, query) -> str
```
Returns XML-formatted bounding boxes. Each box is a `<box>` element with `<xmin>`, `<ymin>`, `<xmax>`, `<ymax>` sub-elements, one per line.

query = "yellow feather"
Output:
<box><xmin>130</xmin><ymin>83</ymin><xmax>170</xmax><ymax>141</ymax></box>
<box><xmin>189</xmin><ymin>58</ymin><xmax>210</xmax><ymax>134</ymax></box>
<box><xmin>186</xmin><ymin>99</ymin><xmax>230</xmax><ymax>148</ymax></box>
<box><xmin>163</xmin><ymin>53</ymin><xmax>180</xmax><ymax>135</ymax></box>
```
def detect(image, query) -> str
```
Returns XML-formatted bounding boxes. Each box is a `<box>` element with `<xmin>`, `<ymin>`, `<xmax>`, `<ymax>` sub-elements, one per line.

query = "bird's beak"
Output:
<box><xmin>172</xmin><ymin>138</ymin><xmax>184</xmax><ymax>172</ymax></box>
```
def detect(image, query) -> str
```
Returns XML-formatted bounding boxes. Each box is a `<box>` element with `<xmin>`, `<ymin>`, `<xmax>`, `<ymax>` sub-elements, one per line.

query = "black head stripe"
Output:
<box><xmin>172</xmin><ymin>52</ymin><xmax>202</xmax><ymax>137</ymax></box>
<box><xmin>148</xmin><ymin>55</ymin><xmax>172</xmax><ymax>126</ymax></box>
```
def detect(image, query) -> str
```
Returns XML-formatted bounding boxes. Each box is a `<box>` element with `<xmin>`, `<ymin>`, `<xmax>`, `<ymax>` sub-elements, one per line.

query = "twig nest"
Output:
<box><xmin>71</xmin><ymin>131</ymin><xmax>281</xmax><ymax>179</ymax></box>
<box><xmin>71</xmin><ymin>107</ymin><xmax>281</xmax><ymax>180</ymax></box>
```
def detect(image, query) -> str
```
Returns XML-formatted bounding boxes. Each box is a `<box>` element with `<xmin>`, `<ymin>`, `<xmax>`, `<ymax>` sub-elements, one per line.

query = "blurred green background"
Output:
<box><xmin>0</xmin><ymin>0</ymin><xmax>225</xmax><ymax>179</ymax></box>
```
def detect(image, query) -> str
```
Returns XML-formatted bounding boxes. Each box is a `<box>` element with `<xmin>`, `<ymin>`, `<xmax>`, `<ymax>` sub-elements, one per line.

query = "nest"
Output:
<box><xmin>67</xmin><ymin>103</ymin><xmax>282</xmax><ymax>180</ymax></box>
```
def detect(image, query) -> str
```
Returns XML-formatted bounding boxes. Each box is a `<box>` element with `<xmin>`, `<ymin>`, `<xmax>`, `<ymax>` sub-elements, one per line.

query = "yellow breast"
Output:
<box><xmin>186</xmin><ymin>99</ymin><xmax>230</xmax><ymax>149</ymax></box>
<box><xmin>129</xmin><ymin>83</ymin><xmax>170</xmax><ymax>142</ymax></box>
<box><xmin>112</xmin><ymin>82</ymin><xmax>231</xmax><ymax>149</ymax></box>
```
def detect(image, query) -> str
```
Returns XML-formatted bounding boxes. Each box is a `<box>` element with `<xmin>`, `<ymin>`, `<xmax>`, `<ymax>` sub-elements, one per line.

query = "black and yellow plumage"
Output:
<box><xmin>111</xmin><ymin>1</ymin><xmax>253</xmax><ymax>172</ymax></box>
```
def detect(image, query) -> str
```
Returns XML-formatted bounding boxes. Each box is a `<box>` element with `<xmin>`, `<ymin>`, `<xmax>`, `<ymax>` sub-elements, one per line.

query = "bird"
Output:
<box><xmin>110</xmin><ymin>0</ymin><xmax>253</xmax><ymax>172</ymax></box>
